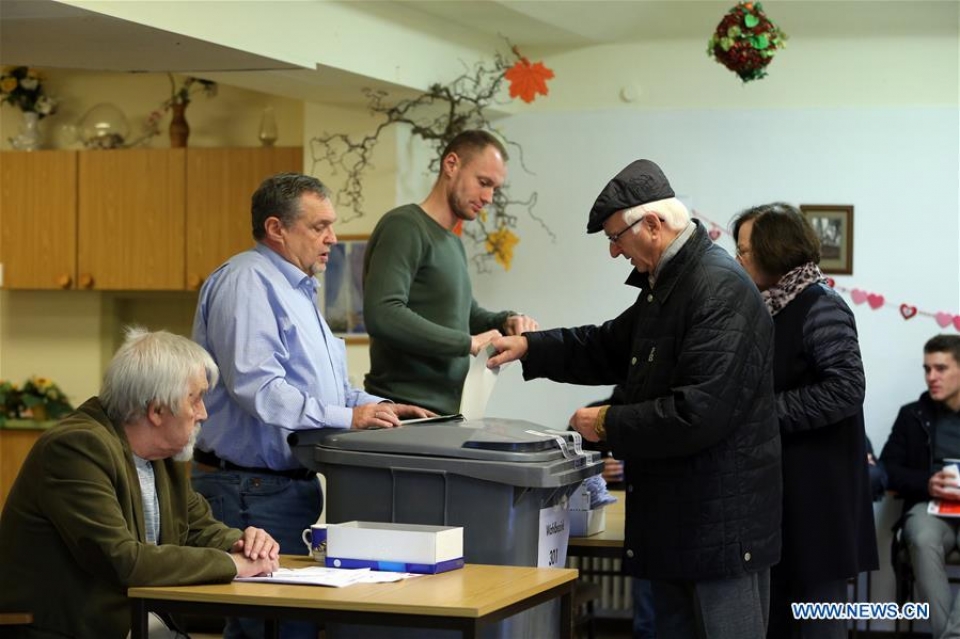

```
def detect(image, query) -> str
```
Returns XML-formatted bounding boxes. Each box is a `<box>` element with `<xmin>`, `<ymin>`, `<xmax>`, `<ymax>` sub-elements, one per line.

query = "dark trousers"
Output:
<box><xmin>767</xmin><ymin>567</ymin><xmax>848</xmax><ymax>639</ymax></box>
<box><xmin>651</xmin><ymin>569</ymin><xmax>770</xmax><ymax>639</ymax></box>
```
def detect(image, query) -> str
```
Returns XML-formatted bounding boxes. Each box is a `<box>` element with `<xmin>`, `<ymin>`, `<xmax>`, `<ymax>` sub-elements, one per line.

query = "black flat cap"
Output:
<box><xmin>587</xmin><ymin>159</ymin><xmax>675</xmax><ymax>234</ymax></box>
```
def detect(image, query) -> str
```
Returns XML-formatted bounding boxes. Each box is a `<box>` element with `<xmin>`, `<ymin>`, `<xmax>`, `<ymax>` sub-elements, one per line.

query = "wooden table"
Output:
<box><xmin>568</xmin><ymin>490</ymin><xmax>625</xmax><ymax>559</ymax></box>
<box><xmin>129</xmin><ymin>557</ymin><xmax>577</xmax><ymax>639</ymax></box>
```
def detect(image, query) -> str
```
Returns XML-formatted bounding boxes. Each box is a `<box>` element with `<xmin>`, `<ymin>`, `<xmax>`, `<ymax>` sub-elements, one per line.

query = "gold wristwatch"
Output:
<box><xmin>595</xmin><ymin>405</ymin><xmax>609</xmax><ymax>440</ymax></box>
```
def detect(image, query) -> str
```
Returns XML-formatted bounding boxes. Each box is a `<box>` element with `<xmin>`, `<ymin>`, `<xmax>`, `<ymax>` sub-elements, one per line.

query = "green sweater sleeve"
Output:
<box><xmin>469</xmin><ymin>298</ymin><xmax>513</xmax><ymax>335</ymax></box>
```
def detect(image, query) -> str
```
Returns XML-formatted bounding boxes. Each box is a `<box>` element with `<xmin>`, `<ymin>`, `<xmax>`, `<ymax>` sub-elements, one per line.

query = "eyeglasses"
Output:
<box><xmin>736</xmin><ymin>246</ymin><xmax>751</xmax><ymax>259</ymax></box>
<box><xmin>606</xmin><ymin>217</ymin><xmax>643</xmax><ymax>244</ymax></box>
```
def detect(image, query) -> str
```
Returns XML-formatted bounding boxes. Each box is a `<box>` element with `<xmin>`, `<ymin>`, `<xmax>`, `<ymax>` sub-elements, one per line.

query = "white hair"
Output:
<box><xmin>100</xmin><ymin>326</ymin><xmax>218</xmax><ymax>424</ymax></box>
<box><xmin>620</xmin><ymin>197</ymin><xmax>691</xmax><ymax>234</ymax></box>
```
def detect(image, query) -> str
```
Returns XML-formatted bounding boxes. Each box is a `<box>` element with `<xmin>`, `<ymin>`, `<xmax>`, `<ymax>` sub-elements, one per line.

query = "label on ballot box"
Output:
<box><xmin>538</xmin><ymin>500</ymin><xmax>570</xmax><ymax>567</ymax></box>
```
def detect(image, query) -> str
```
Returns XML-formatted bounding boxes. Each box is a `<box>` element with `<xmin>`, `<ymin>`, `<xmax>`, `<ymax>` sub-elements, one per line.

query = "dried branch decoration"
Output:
<box><xmin>310</xmin><ymin>45</ymin><xmax>555</xmax><ymax>272</ymax></box>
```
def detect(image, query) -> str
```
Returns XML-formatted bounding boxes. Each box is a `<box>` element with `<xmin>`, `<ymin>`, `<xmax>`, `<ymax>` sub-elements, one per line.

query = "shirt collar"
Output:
<box><xmin>254</xmin><ymin>243</ymin><xmax>318</xmax><ymax>293</ymax></box>
<box><xmin>650</xmin><ymin>219</ymin><xmax>695</xmax><ymax>287</ymax></box>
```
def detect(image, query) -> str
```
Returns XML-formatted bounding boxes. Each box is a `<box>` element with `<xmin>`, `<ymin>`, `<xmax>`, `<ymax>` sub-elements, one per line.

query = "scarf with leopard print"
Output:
<box><xmin>762</xmin><ymin>261</ymin><xmax>826</xmax><ymax>317</ymax></box>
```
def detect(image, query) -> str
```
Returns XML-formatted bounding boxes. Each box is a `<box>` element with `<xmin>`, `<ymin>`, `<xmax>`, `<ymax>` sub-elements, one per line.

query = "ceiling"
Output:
<box><xmin>1</xmin><ymin>0</ymin><xmax>955</xmax><ymax>104</ymax></box>
<box><xmin>404</xmin><ymin>0</ymin><xmax>959</xmax><ymax>45</ymax></box>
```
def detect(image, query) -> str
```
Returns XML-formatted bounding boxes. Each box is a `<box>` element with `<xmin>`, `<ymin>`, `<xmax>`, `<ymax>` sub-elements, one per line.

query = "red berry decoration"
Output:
<box><xmin>707</xmin><ymin>2</ymin><xmax>787</xmax><ymax>82</ymax></box>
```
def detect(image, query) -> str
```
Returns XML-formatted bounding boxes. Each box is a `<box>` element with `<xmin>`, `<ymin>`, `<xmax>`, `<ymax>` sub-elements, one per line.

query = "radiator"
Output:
<box><xmin>568</xmin><ymin>556</ymin><xmax>633</xmax><ymax>616</ymax></box>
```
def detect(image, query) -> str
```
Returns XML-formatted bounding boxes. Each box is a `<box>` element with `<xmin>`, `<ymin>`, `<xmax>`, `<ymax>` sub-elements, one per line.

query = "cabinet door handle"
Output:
<box><xmin>187</xmin><ymin>274</ymin><xmax>204</xmax><ymax>290</ymax></box>
<box><xmin>56</xmin><ymin>274</ymin><xmax>73</xmax><ymax>289</ymax></box>
<box><xmin>79</xmin><ymin>273</ymin><xmax>94</xmax><ymax>289</ymax></box>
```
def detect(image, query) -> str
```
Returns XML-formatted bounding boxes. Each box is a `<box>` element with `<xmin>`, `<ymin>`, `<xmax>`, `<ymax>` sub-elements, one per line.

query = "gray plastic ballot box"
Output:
<box><xmin>289</xmin><ymin>417</ymin><xmax>602</xmax><ymax>639</ymax></box>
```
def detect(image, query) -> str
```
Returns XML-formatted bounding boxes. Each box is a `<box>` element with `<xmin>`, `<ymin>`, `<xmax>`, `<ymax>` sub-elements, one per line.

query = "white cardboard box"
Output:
<box><xmin>569</xmin><ymin>481</ymin><xmax>608</xmax><ymax>537</ymax></box>
<box><xmin>326</xmin><ymin>521</ymin><xmax>464</xmax><ymax>573</ymax></box>
<box><xmin>570</xmin><ymin>507</ymin><xmax>606</xmax><ymax>537</ymax></box>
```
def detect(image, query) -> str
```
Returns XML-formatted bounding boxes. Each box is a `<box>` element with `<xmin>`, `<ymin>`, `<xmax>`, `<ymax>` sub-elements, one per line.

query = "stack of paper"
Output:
<box><xmin>235</xmin><ymin>566</ymin><xmax>415</xmax><ymax>587</ymax></box>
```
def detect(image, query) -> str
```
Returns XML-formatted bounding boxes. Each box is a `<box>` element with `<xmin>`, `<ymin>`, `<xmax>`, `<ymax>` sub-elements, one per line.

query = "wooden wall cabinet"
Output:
<box><xmin>78</xmin><ymin>149</ymin><xmax>186</xmax><ymax>290</ymax></box>
<box><xmin>0</xmin><ymin>151</ymin><xmax>78</xmax><ymax>289</ymax></box>
<box><xmin>0</xmin><ymin>147</ymin><xmax>302</xmax><ymax>291</ymax></box>
<box><xmin>186</xmin><ymin>147</ymin><xmax>303</xmax><ymax>290</ymax></box>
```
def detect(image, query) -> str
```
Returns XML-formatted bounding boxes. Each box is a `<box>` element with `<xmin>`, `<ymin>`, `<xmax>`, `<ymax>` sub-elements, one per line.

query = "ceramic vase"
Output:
<box><xmin>258</xmin><ymin>106</ymin><xmax>278</xmax><ymax>147</ymax></box>
<box><xmin>169</xmin><ymin>102</ymin><xmax>190</xmax><ymax>148</ymax></box>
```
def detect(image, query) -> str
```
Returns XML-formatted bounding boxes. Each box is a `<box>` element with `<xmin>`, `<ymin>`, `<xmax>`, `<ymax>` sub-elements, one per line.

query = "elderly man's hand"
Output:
<box><xmin>230</xmin><ymin>552</ymin><xmax>280</xmax><ymax>578</ymax></box>
<box><xmin>569</xmin><ymin>406</ymin><xmax>603</xmax><ymax>443</ymax></box>
<box><xmin>487</xmin><ymin>336</ymin><xmax>528</xmax><ymax>368</ymax></box>
<box><xmin>231</xmin><ymin>526</ymin><xmax>280</xmax><ymax>561</ymax></box>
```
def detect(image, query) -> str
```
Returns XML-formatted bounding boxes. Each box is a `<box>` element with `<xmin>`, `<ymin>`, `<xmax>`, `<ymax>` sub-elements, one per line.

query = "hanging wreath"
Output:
<box><xmin>707</xmin><ymin>2</ymin><xmax>787</xmax><ymax>83</ymax></box>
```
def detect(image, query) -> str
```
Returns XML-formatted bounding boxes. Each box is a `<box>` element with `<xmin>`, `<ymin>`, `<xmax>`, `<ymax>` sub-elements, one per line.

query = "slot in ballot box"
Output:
<box><xmin>290</xmin><ymin>418</ymin><xmax>602</xmax><ymax>639</ymax></box>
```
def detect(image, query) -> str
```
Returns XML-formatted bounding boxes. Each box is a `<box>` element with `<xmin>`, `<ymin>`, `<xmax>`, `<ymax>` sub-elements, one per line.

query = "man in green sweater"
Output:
<box><xmin>363</xmin><ymin>130</ymin><xmax>538</xmax><ymax>415</ymax></box>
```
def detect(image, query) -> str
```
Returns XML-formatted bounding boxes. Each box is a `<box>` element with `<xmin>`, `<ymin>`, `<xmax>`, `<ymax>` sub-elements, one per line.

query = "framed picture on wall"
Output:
<box><xmin>800</xmin><ymin>204</ymin><xmax>854</xmax><ymax>275</ymax></box>
<box><xmin>320</xmin><ymin>234</ymin><xmax>369</xmax><ymax>344</ymax></box>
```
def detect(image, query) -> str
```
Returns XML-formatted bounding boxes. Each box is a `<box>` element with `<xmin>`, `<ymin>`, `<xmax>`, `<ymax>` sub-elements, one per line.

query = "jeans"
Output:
<box><xmin>633</xmin><ymin>578</ymin><xmax>656</xmax><ymax>638</ymax></box>
<box><xmin>192</xmin><ymin>466</ymin><xmax>322</xmax><ymax>639</ymax></box>
<box><xmin>651</xmin><ymin>569</ymin><xmax>770</xmax><ymax>639</ymax></box>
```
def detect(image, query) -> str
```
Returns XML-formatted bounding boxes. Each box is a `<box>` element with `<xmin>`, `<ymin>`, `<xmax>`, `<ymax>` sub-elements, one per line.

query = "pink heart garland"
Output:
<box><xmin>824</xmin><ymin>277</ymin><xmax>836</xmax><ymax>288</ymax></box>
<box><xmin>867</xmin><ymin>294</ymin><xmax>885</xmax><ymax>310</ymax></box>
<box><xmin>936</xmin><ymin>312</ymin><xmax>953</xmax><ymax>328</ymax></box>
<box><xmin>708</xmin><ymin>228</ymin><xmax>721</xmax><ymax>241</ymax></box>
<box><xmin>899</xmin><ymin>304</ymin><xmax>918</xmax><ymax>320</ymax></box>
<box><xmin>954</xmin><ymin>315</ymin><xmax>960</xmax><ymax>332</ymax></box>
<box><xmin>850</xmin><ymin>289</ymin><xmax>868</xmax><ymax>305</ymax></box>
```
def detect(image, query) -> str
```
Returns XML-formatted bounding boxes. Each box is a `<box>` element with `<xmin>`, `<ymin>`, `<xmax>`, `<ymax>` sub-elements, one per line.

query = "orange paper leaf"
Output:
<box><xmin>504</xmin><ymin>59</ymin><xmax>554</xmax><ymax>103</ymax></box>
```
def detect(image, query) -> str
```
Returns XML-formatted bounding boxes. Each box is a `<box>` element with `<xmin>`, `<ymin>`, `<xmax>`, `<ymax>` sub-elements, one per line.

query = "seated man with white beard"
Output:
<box><xmin>0</xmin><ymin>327</ymin><xmax>279</xmax><ymax>639</ymax></box>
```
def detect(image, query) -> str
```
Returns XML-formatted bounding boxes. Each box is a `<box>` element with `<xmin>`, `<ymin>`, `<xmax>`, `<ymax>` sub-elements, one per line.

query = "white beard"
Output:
<box><xmin>173</xmin><ymin>424</ymin><xmax>200</xmax><ymax>462</ymax></box>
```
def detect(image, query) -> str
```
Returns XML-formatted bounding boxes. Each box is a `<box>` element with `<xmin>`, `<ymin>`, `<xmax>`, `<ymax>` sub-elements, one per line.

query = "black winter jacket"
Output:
<box><xmin>523</xmin><ymin>222</ymin><xmax>782</xmax><ymax>581</ymax></box>
<box><xmin>880</xmin><ymin>392</ymin><xmax>940</xmax><ymax>523</ymax></box>
<box><xmin>771</xmin><ymin>283</ymin><xmax>878</xmax><ymax>585</ymax></box>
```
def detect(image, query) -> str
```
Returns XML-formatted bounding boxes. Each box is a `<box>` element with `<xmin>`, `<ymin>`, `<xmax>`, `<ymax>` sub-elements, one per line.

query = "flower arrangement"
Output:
<box><xmin>707</xmin><ymin>2</ymin><xmax>787</xmax><ymax>83</ymax></box>
<box><xmin>0</xmin><ymin>66</ymin><xmax>58</xmax><ymax>118</ymax></box>
<box><xmin>0</xmin><ymin>380</ymin><xmax>21</xmax><ymax>421</ymax></box>
<box><xmin>140</xmin><ymin>73</ymin><xmax>218</xmax><ymax>140</ymax></box>
<box><xmin>168</xmin><ymin>73</ymin><xmax>218</xmax><ymax>107</ymax></box>
<box><xmin>3</xmin><ymin>376</ymin><xmax>73</xmax><ymax>421</ymax></box>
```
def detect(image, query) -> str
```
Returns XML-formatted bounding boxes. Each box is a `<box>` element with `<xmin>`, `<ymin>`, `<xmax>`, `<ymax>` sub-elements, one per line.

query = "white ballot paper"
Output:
<box><xmin>459</xmin><ymin>343</ymin><xmax>502</xmax><ymax>420</ymax></box>
<box><xmin>235</xmin><ymin>566</ymin><xmax>417</xmax><ymax>587</ymax></box>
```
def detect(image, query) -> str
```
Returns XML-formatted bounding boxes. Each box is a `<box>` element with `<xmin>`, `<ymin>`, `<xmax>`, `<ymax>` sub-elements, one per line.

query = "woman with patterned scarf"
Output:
<box><xmin>732</xmin><ymin>202</ymin><xmax>878</xmax><ymax>639</ymax></box>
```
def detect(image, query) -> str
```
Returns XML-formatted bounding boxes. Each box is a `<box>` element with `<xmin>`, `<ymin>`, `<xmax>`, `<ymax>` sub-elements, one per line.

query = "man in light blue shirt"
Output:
<box><xmin>192</xmin><ymin>172</ymin><xmax>430</xmax><ymax>639</ymax></box>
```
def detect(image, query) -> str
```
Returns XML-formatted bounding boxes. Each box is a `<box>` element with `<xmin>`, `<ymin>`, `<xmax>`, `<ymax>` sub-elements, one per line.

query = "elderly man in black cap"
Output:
<box><xmin>489</xmin><ymin>160</ymin><xmax>782</xmax><ymax>638</ymax></box>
